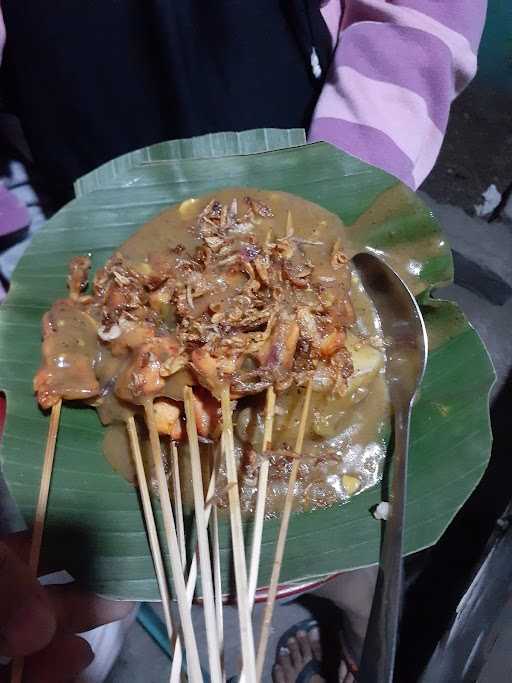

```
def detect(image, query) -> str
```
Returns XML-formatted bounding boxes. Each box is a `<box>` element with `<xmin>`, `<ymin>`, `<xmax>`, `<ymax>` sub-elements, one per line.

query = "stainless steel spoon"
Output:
<box><xmin>353</xmin><ymin>252</ymin><xmax>428</xmax><ymax>683</ymax></box>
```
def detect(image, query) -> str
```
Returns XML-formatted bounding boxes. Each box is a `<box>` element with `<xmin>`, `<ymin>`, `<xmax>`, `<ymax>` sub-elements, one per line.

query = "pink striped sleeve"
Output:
<box><xmin>0</xmin><ymin>8</ymin><xmax>4</xmax><ymax>63</ymax></box>
<box><xmin>309</xmin><ymin>0</ymin><xmax>487</xmax><ymax>189</ymax></box>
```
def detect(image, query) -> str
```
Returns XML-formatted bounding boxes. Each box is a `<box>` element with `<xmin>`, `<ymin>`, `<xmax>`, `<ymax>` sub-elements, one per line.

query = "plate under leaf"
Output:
<box><xmin>0</xmin><ymin>129</ymin><xmax>495</xmax><ymax>599</ymax></box>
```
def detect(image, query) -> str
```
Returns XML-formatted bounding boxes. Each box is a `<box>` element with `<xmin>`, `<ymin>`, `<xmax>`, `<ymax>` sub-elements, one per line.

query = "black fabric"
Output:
<box><xmin>1</xmin><ymin>0</ymin><xmax>331</xmax><ymax>205</ymax></box>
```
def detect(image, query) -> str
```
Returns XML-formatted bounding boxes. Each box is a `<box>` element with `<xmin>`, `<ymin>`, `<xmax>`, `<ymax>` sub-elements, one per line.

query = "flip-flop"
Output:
<box><xmin>275</xmin><ymin>618</ymin><xmax>323</xmax><ymax>683</ymax></box>
<box><xmin>227</xmin><ymin>616</ymin><xmax>358</xmax><ymax>682</ymax></box>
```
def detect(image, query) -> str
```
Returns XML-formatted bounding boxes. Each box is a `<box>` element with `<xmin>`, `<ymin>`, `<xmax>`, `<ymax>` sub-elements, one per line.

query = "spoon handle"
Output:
<box><xmin>358</xmin><ymin>402</ymin><xmax>412</xmax><ymax>683</ymax></box>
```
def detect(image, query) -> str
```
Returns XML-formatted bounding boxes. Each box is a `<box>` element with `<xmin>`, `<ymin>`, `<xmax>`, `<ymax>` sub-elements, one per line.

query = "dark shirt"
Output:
<box><xmin>1</xmin><ymin>0</ymin><xmax>330</xmax><ymax>205</ymax></box>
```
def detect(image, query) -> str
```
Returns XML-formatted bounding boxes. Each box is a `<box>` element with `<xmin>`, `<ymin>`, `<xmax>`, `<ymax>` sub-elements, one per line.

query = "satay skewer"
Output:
<box><xmin>29</xmin><ymin>400</ymin><xmax>62</xmax><ymax>573</ymax></box>
<box><xmin>169</xmin><ymin>439</ymin><xmax>188</xmax><ymax>681</ymax></box>
<box><xmin>170</xmin><ymin>450</ymin><xmax>220</xmax><ymax>683</ymax></box>
<box><xmin>144</xmin><ymin>402</ymin><xmax>203</xmax><ymax>683</ymax></box>
<box><xmin>183</xmin><ymin>387</ymin><xmax>223</xmax><ymax>683</ymax></box>
<box><xmin>11</xmin><ymin>399</ymin><xmax>62</xmax><ymax>683</ymax></box>
<box><xmin>170</xmin><ymin>440</ymin><xmax>187</xmax><ymax>569</ymax></box>
<box><xmin>248</xmin><ymin>386</ymin><xmax>276</xmax><ymax>606</ymax></box>
<box><xmin>125</xmin><ymin>417</ymin><xmax>175</xmax><ymax>649</ymax></box>
<box><xmin>210</xmin><ymin>442</ymin><xmax>225</xmax><ymax>680</ymax></box>
<box><xmin>220</xmin><ymin>386</ymin><xmax>257</xmax><ymax>683</ymax></box>
<box><xmin>238</xmin><ymin>387</ymin><xmax>276</xmax><ymax>683</ymax></box>
<box><xmin>255</xmin><ymin>381</ymin><xmax>313</xmax><ymax>681</ymax></box>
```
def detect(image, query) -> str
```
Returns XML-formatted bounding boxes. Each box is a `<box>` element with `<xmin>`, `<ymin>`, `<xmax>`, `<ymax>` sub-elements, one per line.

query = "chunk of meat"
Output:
<box><xmin>41</xmin><ymin>299</ymin><xmax>76</xmax><ymax>338</ymax></box>
<box><xmin>115</xmin><ymin>348</ymin><xmax>164</xmax><ymax>401</ymax></box>
<box><xmin>67</xmin><ymin>256</ymin><xmax>91</xmax><ymax>300</ymax></box>
<box><xmin>257</xmin><ymin>315</ymin><xmax>299</xmax><ymax>373</ymax></box>
<box><xmin>34</xmin><ymin>300</ymin><xmax>101</xmax><ymax>409</ymax></box>
<box><xmin>34</xmin><ymin>353</ymin><xmax>100</xmax><ymax>409</ymax></box>
<box><xmin>109</xmin><ymin>323</ymin><xmax>156</xmax><ymax>356</ymax></box>
<box><xmin>115</xmin><ymin>336</ymin><xmax>183</xmax><ymax>401</ymax></box>
<box><xmin>190</xmin><ymin>347</ymin><xmax>225</xmax><ymax>400</ymax></box>
<box><xmin>148</xmin><ymin>281</ymin><xmax>175</xmax><ymax>315</ymax></box>
<box><xmin>297</xmin><ymin>308</ymin><xmax>321</xmax><ymax>348</ymax></box>
<box><xmin>319</xmin><ymin>330</ymin><xmax>346</xmax><ymax>359</ymax></box>
<box><xmin>191</xmin><ymin>387</ymin><xmax>220</xmax><ymax>438</ymax></box>
<box><xmin>153</xmin><ymin>398</ymin><xmax>182</xmax><ymax>439</ymax></box>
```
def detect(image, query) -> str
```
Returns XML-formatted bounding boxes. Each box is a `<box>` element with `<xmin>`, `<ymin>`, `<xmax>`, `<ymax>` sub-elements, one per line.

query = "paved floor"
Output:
<box><xmin>105</xmin><ymin>600</ymin><xmax>316</xmax><ymax>683</ymax></box>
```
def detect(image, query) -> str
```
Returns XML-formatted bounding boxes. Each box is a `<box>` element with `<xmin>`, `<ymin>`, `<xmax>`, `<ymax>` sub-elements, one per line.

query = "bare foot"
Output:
<box><xmin>272</xmin><ymin>624</ymin><xmax>355</xmax><ymax>683</ymax></box>
<box><xmin>272</xmin><ymin>625</ymin><xmax>324</xmax><ymax>683</ymax></box>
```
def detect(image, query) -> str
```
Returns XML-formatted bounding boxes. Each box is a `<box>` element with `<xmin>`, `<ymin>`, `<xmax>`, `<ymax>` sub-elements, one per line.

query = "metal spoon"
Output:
<box><xmin>353</xmin><ymin>252</ymin><xmax>428</xmax><ymax>683</ymax></box>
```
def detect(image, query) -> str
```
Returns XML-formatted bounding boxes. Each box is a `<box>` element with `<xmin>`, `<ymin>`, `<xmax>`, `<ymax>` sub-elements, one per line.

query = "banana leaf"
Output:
<box><xmin>0</xmin><ymin>129</ymin><xmax>495</xmax><ymax>599</ymax></box>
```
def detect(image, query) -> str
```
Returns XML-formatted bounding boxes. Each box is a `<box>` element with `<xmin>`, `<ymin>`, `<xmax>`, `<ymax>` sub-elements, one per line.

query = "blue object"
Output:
<box><xmin>478</xmin><ymin>0</ymin><xmax>512</xmax><ymax>93</ymax></box>
<box><xmin>136</xmin><ymin>603</ymin><xmax>213</xmax><ymax>681</ymax></box>
<box><xmin>136</xmin><ymin>603</ymin><xmax>172</xmax><ymax>659</ymax></box>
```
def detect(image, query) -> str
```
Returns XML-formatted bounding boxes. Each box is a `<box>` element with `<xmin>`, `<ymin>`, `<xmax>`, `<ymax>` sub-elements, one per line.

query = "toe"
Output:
<box><xmin>309</xmin><ymin>625</ymin><xmax>323</xmax><ymax>661</ymax></box>
<box><xmin>277</xmin><ymin>646</ymin><xmax>295</xmax><ymax>680</ymax></box>
<box><xmin>338</xmin><ymin>658</ymin><xmax>348</xmax><ymax>680</ymax></box>
<box><xmin>287</xmin><ymin>636</ymin><xmax>303</xmax><ymax>670</ymax></box>
<box><xmin>273</xmin><ymin>663</ymin><xmax>286</xmax><ymax>683</ymax></box>
<box><xmin>297</xmin><ymin>629</ymin><xmax>313</xmax><ymax>661</ymax></box>
<box><xmin>338</xmin><ymin>659</ymin><xmax>355</xmax><ymax>683</ymax></box>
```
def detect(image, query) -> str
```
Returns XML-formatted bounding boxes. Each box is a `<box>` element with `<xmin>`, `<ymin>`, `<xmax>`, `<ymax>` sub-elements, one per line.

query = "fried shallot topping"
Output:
<box><xmin>34</xmin><ymin>195</ymin><xmax>354</xmax><ymax>416</ymax></box>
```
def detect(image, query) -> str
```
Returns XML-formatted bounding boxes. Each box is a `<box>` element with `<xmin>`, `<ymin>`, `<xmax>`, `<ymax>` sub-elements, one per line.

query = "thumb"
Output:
<box><xmin>0</xmin><ymin>541</ymin><xmax>56</xmax><ymax>657</ymax></box>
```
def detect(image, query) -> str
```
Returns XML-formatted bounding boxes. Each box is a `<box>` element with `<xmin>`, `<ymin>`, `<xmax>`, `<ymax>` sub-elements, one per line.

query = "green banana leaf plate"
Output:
<box><xmin>0</xmin><ymin>129</ymin><xmax>495</xmax><ymax>600</ymax></box>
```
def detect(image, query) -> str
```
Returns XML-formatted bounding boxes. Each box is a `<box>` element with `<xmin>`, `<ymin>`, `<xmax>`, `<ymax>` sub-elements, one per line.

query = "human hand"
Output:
<box><xmin>0</xmin><ymin>532</ymin><xmax>134</xmax><ymax>683</ymax></box>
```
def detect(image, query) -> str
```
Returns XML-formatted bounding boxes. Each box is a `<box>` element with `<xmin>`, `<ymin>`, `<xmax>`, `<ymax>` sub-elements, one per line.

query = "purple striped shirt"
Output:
<box><xmin>311</xmin><ymin>0</ymin><xmax>487</xmax><ymax>188</ymax></box>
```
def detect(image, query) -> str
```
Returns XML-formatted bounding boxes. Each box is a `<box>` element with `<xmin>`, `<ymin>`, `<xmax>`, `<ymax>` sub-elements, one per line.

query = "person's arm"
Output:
<box><xmin>309</xmin><ymin>0</ymin><xmax>487</xmax><ymax>189</ymax></box>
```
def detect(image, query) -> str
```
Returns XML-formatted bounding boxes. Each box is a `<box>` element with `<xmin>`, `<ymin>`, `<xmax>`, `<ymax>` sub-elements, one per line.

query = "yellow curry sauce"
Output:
<box><xmin>34</xmin><ymin>189</ymin><xmax>390</xmax><ymax>514</ymax></box>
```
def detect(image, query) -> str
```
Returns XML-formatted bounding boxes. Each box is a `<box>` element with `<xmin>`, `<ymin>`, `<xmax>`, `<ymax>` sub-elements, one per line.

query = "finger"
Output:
<box><xmin>0</xmin><ymin>532</ymin><xmax>60</xmax><ymax>577</ymax></box>
<box><xmin>2</xmin><ymin>533</ymin><xmax>134</xmax><ymax>635</ymax></box>
<box><xmin>23</xmin><ymin>633</ymin><xmax>94</xmax><ymax>683</ymax></box>
<box><xmin>0</xmin><ymin>533</ymin><xmax>30</xmax><ymax>564</ymax></box>
<box><xmin>47</xmin><ymin>584</ymin><xmax>135</xmax><ymax>633</ymax></box>
<box><xmin>0</xmin><ymin>542</ymin><xmax>56</xmax><ymax>657</ymax></box>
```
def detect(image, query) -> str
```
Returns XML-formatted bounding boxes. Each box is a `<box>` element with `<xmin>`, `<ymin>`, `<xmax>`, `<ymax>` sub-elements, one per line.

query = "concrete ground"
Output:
<box><xmin>105</xmin><ymin>600</ymin><xmax>316</xmax><ymax>683</ymax></box>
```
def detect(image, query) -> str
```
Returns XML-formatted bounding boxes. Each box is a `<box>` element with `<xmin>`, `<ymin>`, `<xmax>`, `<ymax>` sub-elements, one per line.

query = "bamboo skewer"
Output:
<box><xmin>210</xmin><ymin>444</ymin><xmax>225</xmax><ymax>680</ymax></box>
<box><xmin>167</xmin><ymin>437</ymin><xmax>187</xmax><ymax>683</ymax></box>
<box><xmin>248</xmin><ymin>387</ymin><xmax>276</xmax><ymax>607</ymax></box>
<box><xmin>126</xmin><ymin>417</ymin><xmax>175</xmax><ymax>647</ymax></box>
<box><xmin>29</xmin><ymin>400</ymin><xmax>62</xmax><ymax>574</ymax></box>
<box><xmin>220</xmin><ymin>386</ymin><xmax>257</xmax><ymax>683</ymax></box>
<box><xmin>239</xmin><ymin>388</ymin><xmax>276</xmax><ymax>683</ymax></box>
<box><xmin>169</xmin><ymin>439</ymin><xmax>187</xmax><ymax>682</ymax></box>
<box><xmin>183</xmin><ymin>387</ymin><xmax>223</xmax><ymax>683</ymax></box>
<box><xmin>11</xmin><ymin>400</ymin><xmax>62</xmax><ymax>683</ymax></box>
<box><xmin>144</xmin><ymin>403</ymin><xmax>203</xmax><ymax>683</ymax></box>
<box><xmin>255</xmin><ymin>381</ymin><xmax>313</xmax><ymax>680</ymax></box>
<box><xmin>170</xmin><ymin>456</ymin><xmax>219</xmax><ymax>683</ymax></box>
<box><xmin>171</xmin><ymin>440</ymin><xmax>187</xmax><ymax>570</ymax></box>
<box><xmin>211</xmin><ymin>503</ymin><xmax>224</xmax><ymax>678</ymax></box>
